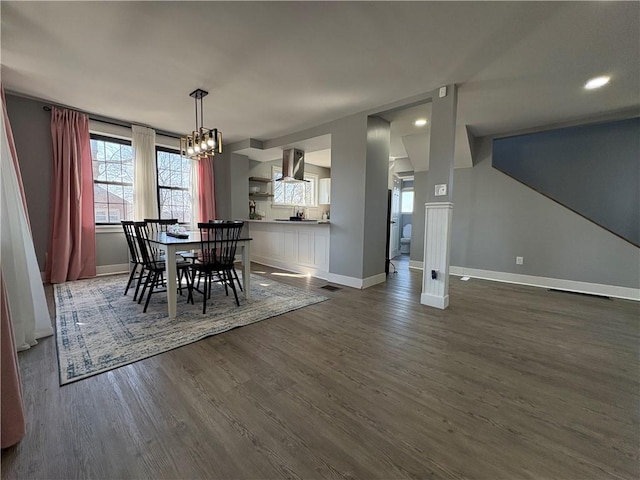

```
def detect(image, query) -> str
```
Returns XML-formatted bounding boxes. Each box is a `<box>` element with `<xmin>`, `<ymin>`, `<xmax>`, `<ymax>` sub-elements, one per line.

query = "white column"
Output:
<box><xmin>421</xmin><ymin>202</ymin><xmax>453</xmax><ymax>309</ymax></box>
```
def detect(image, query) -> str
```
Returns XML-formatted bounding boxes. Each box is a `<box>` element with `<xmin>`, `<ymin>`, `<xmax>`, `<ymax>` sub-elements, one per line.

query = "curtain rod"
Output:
<box><xmin>41</xmin><ymin>105</ymin><xmax>181</xmax><ymax>140</ymax></box>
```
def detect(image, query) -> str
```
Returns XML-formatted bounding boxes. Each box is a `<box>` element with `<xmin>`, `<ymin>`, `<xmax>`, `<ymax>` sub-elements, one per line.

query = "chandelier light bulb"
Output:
<box><xmin>194</xmin><ymin>144</ymin><xmax>201</xmax><ymax>152</ymax></box>
<box><xmin>207</xmin><ymin>137</ymin><xmax>214</xmax><ymax>147</ymax></box>
<box><xmin>187</xmin><ymin>147</ymin><xmax>194</xmax><ymax>155</ymax></box>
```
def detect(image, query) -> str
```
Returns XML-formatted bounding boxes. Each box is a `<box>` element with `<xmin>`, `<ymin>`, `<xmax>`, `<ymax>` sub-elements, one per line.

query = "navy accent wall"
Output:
<box><xmin>492</xmin><ymin>117</ymin><xmax>640</xmax><ymax>246</ymax></box>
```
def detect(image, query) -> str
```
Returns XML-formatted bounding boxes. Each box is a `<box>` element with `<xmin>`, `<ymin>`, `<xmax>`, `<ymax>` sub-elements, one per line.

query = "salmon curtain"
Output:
<box><xmin>45</xmin><ymin>107</ymin><xmax>96</xmax><ymax>283</ymax></box>
<box><xmin>197</xmin><ymin>156</ymin><xmax>216</xmax><ymax>221</ymax></box>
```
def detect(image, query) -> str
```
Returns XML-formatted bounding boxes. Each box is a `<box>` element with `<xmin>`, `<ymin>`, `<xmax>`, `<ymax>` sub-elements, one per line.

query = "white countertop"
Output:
<box><xmin>243</xmin><ymin>219</ymin><xmax>330</xmax><ymax>225</ymax></box>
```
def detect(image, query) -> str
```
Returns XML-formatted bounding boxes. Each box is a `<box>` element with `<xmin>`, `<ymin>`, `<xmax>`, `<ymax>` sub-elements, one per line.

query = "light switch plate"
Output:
<box><xmin>435</xmin><ymin>184</ymin><xmax>447</xmax><ymax>196</ymax></box>
<box><xmin>439</xmin><ymin>86</ymin><xmax>447</xmax><ymax>98</ymax></box>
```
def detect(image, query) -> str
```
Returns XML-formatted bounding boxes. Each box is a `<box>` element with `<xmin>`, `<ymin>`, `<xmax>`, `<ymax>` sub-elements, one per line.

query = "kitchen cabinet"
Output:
<box><xmin>246</xmin><ymin>221</ymin><xmax>330</xmax><ymax>279</ymax></box>
<box><xmin>318</xmin><ymin>178</ymin><xmax>331</xmax><ymax>204</ymax></box>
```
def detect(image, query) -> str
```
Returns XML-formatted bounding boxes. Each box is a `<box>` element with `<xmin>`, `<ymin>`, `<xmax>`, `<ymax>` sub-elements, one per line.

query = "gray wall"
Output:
<box><xmin>492</xmin><ymin>117</ymin><xmax>640</xmax><ymax>246</ymax></box>
<box><xmin>451</xmin><ymin>137</ymin><xmax>640</xmax><ymax>288</ymax></box>
<box><xmin>329</xmin><ymin>114</ymin><xmax>368</xmax><ymax>278</ymax></box>
<box><xmin>362</xmin><ymin>116</ymin><xmax>390</xmax><ymax>278</ymax></box>
<box><xmin>214</xmin><ymin>152</ymin><xmax>249</xmax><ymax>221</ymax></box>
<box><xmin>5</xmin><ymin>94</ymin><xmax>53</xmax><ymax>270</ymax></box>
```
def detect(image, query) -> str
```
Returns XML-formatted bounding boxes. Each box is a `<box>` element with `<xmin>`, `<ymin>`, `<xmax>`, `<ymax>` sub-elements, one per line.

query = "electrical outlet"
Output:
<box><xmin>516</xmin><ymin>256</ymin><xmax>524</xmax><ymax>265</ymax></box>
<box><xmin>439</xmin><ymin>86</ymin><xmax>447</xmax><ymax>98</ymax></box>
<box><xmin>435</xmin><ymin>184</ymin><xmax>447</xmax><ymax>196</ymax></box>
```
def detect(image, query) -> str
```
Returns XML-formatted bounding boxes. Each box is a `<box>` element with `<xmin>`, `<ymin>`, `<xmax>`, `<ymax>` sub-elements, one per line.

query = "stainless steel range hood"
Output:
<box><xmin>276</xmin><ymin>148</ymin><xmax>308</xmax><ymax>182</ymax></box>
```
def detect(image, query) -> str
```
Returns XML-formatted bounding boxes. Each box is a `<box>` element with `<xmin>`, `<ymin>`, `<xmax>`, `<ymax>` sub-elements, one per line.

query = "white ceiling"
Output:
<box><xmin>2</xmin><ymin>1</ymin><xmax>638</xmax><ymax>169</ymax></box>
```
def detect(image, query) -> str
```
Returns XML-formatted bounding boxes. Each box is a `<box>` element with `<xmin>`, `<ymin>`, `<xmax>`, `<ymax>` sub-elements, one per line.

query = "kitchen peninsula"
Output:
<box><xmin>245</xmin><ymin>219</ymin><xmax>330</xmax><ymax>279</ymax></box>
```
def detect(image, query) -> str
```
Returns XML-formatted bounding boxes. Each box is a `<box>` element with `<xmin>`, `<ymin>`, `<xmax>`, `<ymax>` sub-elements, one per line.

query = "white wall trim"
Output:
<box><xmin>326</xmin><ymin>272</ymin><xmax>363</xmax><ymax>289</ymax></box>
<box><xmin>420</xmin><ymin>292</ymin><xmax>450</xmax><ymax>309</ymax></box>
<box><xmin>96</xmin><ymin>263</ymin><xmax>129</xmax><ymax>276</ymax></box>
<box><xmin>362</xmin><ymin>273</ymin><xmax>386</xmax><ymax>289</ymax></box>
<box><xmin>450</xmin><ymin>266</ymin><xmax>639</xmax><ymax>301</ymax></box>
<box><xmin>325</xmin><ymin>272</ymin><xmax>387</xmax><ymax>289</ymax></box>
<box><xmin>408</xmin><ymin>260</ymin><xmax>424</xmax><ymax>271</ymax></box>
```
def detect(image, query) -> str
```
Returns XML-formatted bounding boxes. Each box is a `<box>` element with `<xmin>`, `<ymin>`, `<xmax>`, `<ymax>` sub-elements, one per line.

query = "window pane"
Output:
<box><xmin>94</xmin><ymin>161</ymin><xmax>108</xmax><ymax>181</ymax></box>
<box><xmin>91</xmin><ymin>135</ymin><xmax>132</xmax><ymax>224</ymax></box>
<box><xmin>401</xmin><ymin>191</ymin><xmax>414</xmax><ymax>213</ymax></box>
<box><xmin>156</xmin><ymin>149</ymin><xmax>191</xmax><ymax>222</ymax></box>
<box><xmin>104</xmin><ymin>142</ymin><xmax>121</xmax><ymax>162</ymax></box>
<box><xmin>121</xmin><ymin>145</ymin><xmax>133</xmax><ymax>163</ymax></box>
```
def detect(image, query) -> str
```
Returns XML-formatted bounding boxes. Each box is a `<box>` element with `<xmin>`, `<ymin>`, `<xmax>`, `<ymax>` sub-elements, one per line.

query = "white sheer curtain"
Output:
<box><xmin>132</xmin><ymin>125</ymin><xmax>158</xmax><ymax>220</ymax></box>
<box><xmin>190</xmin><ymin>158</ymin><xmax>200</xmax><ymax>228</ymax></box>
<box><xmin>1</xmin><ymin>99</ymin><xmax>53</xmax><ymax>351</ymax></box>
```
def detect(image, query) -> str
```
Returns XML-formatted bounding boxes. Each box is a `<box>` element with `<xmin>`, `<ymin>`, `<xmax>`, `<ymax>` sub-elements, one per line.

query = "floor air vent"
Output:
<box><xmin>321</xmin><ymin>285</ymin><xmax>341</xmax><ymax>292</ymax></box>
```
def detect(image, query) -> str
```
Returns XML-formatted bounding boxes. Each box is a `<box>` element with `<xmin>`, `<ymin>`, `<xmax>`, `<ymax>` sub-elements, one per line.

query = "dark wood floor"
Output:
<box><xmin>2</xmin><ymin>256</ymin><xmax>639</xmax><ymax>479</ymax></box>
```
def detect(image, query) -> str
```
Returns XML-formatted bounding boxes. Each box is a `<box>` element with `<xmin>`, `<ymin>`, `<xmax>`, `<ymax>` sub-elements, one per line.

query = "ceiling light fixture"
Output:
<box><xmin>414</xmin><ymin>118</ymin><xmax>428</xmax><ymax>127</ymax></box>
<box><xmin>180</xmin><ymin>89</ymin><xmax>222</xmax><ymax>160</ymax></box>
<box><xmin>584</xmin><ymin>76</ymin><xmax>610</xmax><ymax>90</ymax></box>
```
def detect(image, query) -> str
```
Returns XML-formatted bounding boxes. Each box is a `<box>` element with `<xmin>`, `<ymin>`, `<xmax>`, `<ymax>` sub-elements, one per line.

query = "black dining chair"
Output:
<box><xmin>121</xmin><ymin>220</ymin><xmax>147</xmax><ymax>301</ymax></box>
<box><xmin>188</xmin><ymin>221</ymin><xmax>244</xmax><ymax>313</ymax></box>
<box><xmin>134</xmin><ymin>221</ymin><xmax>194</xmax><ymax>313</ymax></box>
<box><xmin>209</xmin><ymin>219</ymin><xmax>243</xmax><ymax>292</ymax></box>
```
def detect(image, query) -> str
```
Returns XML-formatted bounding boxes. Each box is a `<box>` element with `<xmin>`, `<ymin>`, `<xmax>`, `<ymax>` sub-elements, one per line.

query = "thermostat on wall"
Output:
<box><xmin>435</xmin><ymin>184</ymin><xmax>447</xmax><ymax>196</ymax></box>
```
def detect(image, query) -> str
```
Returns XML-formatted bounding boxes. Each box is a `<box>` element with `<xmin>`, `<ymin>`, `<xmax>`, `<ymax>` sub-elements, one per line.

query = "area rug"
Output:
<box><xmin>54</xmin><ymin>273</ymin><xmax>327</xmax><ymax>385</ymax></box>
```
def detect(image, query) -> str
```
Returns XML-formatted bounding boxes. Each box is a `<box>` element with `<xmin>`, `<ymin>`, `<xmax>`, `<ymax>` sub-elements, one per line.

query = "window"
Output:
<box><xmin>272</xmin><ymin>166</ymin><xmax>317</xmax><ymax>206</ymax></box>
<box><xmin>401</xmin><ymin>190</ymin><xmax>414</xmax><ymax>213</ymax></box>
<box><xmin>156</xmin><ymin>147</ymin><xmax>192</xmax><ymax>223</ymax></box>
<box><xmin>91</xmin><ymin>135</ymin><xmax>134</xmax><ymax>224</ymax></box>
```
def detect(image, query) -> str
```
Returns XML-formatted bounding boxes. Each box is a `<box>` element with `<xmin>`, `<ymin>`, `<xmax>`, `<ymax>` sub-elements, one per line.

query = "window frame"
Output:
<box><xmin>155</xmin><ymin>145</ymin><xmax>192</xmax><ymax>224</ymax></box>
<box><xmin>271</xmin><ymin>165</ymin><xmax>319</xmax><ymax>207</ymax></box>
<box><xmin>91</xmin><ymin>133</ymin><xmax>134</xmax><ymax>226</ymax></box>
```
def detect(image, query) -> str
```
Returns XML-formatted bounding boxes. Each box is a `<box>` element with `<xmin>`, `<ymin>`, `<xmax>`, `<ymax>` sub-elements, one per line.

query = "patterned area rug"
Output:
<box><xmin>54</xmin><ymin>273</ymin><xmax>327</xmax><ymax>385</ymax></box>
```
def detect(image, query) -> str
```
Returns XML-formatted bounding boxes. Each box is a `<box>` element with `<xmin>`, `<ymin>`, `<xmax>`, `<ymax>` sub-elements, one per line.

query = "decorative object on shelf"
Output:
<box><xmin>167</xmin><ymin>224</ymin><xmax>189</xmax><ymax>238</ymax></box>
<box><xmin>180</xmin><ymin>89</ymin><xmax>222</xmax><ymax>160</ymax></box>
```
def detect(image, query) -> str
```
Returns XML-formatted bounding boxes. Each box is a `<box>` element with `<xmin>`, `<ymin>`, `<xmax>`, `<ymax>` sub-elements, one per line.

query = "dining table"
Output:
<box><xmin>147</xmin><ymin>232</ymin><xmax>252</xmax><ymax>318</ymax></box>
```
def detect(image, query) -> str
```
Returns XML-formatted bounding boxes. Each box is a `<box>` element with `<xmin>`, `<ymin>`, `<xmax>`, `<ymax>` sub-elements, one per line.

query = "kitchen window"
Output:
<box><xmin>271</xmin><ymin>166</ymin><xmax>317</xmax><ymax>206</ymax></box>
<box><xmin>156</xmin><ymin>147</ymin><xmax>192</xmax><ymax>223</ymax></box>
<box><xmin>91</xmin><ymin>134</ymin><xmax>134</xmax><ymax>224</ymax></box>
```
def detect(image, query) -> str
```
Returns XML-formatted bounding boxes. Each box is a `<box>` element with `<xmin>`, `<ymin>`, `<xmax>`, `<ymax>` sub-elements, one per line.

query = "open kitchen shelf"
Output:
<box><xmin>249</xmin><ymin>193</ymin><xmax>274</xmax><ymax>198</ymax></box>
<box><xmin>249</xmin><ymin>176</ymin><xmax>272</xmax><ymax>183</ymax></box>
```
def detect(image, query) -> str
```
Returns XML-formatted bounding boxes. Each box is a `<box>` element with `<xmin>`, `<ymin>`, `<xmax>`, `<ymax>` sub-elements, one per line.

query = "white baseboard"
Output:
<box><xmin>362</xmin><ymin>273</ymin><xmax>386</xmax><ymax>289</ymax></box>
<box><xmin>450</xmin><ymin>266</ymin><xmax>639</xmax><ymax>301</ymax></box>
<box><xmin>96</xmin><ymin>263</ymin><xmax>129</xmax><ymax>276</ymax></box>
<box><xmin>420</xmin><ymin>292</ymin><xmax>449</xmax><ymax>309</ymax></box>
<box><xmin>408</xmin><ymin>260</ymin><xmax>424</xmax><ymax>271</ymax></box>
<box><xmin>326</xmin><ymin>271</ymin><xmax>386</xmax><ymax>289</ymax></box>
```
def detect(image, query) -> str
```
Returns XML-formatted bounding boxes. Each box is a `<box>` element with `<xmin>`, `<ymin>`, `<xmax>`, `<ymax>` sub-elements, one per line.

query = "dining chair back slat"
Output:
<box><xmin>188</xmin><ymin>221</ymin><xmax>244</xmax><ymax>312</ymax></box>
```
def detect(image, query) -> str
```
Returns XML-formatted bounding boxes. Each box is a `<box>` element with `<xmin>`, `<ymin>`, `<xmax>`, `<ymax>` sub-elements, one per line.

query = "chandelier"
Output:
<box><xmin>180</xmin><ymin>88</ymin><xmax>223</xmax><ymax>160</ymax></box>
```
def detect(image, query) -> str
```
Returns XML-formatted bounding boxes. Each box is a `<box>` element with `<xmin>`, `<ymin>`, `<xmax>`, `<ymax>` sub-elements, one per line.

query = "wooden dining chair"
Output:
<box><xmin>134</xmin><ymin>222</ymin><xmax>194</xmax><ymax>313</ymax></box>
<box><xmin>188</xmin><ymin>221</ymin><xmax>244</xmax><ymax>313</ymax></box>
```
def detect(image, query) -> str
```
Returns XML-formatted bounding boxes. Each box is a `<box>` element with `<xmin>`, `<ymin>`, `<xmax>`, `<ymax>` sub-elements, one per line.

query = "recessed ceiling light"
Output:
<box><xmin>584</xmin><ymin>76</ymin><xmax>610</xmax><ymax>90</ymax></box>
<box><xmin>414</xmin><ymin>118</ymin><xmax>427</xmax><ymax>127</ymax></box>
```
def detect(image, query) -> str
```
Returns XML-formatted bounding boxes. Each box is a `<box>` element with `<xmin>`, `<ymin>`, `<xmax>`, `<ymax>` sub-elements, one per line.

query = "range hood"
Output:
<box><xmin>276</xmin><ymin>148</ymin><xmax>308</xmax><ymax>182</ymax></box>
